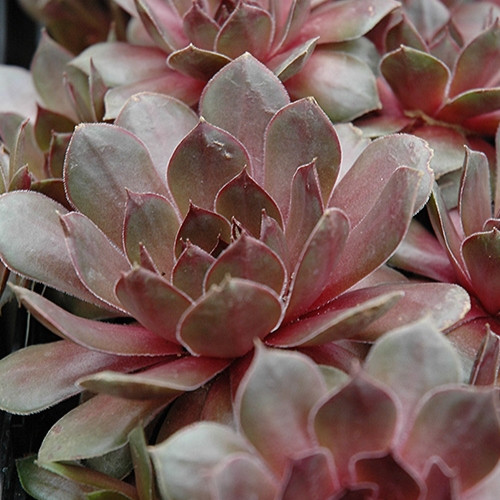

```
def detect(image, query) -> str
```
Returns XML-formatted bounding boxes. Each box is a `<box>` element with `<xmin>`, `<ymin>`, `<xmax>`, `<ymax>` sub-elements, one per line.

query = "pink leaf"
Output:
<box><xmin>329</xmin><ymin>134</ymin><xmax>433</xmax><ymax>227</ymax></box>
<box><xmin>167</xmin><ymin>119</ymin><xmax>248</xmax><ymax>215</ymax></box>
<box><xmin>459</xmin><ymin>148</ymin><xmax>492</xmax><ymax>237</ymax></box>
<box><xmin>313</xmin><ymin>372</ymin><xmax>398</xmax><ymax>484</ymax></box>
<box><xmin>200</xmin><ymin>53</ymin><xmax>290</xmax><ymax>182</ymax></box>
<box><xmin>177</xmin><ymin>277</ymin><xmax>282</xmax><ymax>358</ymax></box>
<box><xmin>215</xmin><ymin>2</ymin><xmax>273</xmax><ymax>60</ymax></box>
<box><xmin>284</xmin><ymin>208</ymin><xmax>349</xmax><ymax>322</ymax></box>
<box><xmin>0</xmin><ymin>340</ymin><xmax>157</xmax><ymax>414</ymax></box>
<box><xmin>216</xmin><ymin>168</ymin><xmax>283</xmax><ymax>238</ymax></box>
<box><xmin>380</xmin><ymin>46</ymin><xmax>450</xmax><ymax>116</ymax></box>
<box><xmin>115</xmin><ymin>266</ymin><xmax>192</xmax><ymax>342</ymax></box>
<box><xmin>205</xmin><ymin>232</ymin><xmax>286</xmax><ymax>295</ymax></box>
<box><xmin>237</xmin><ymin>344</ymin><xmax>327</xmax><ymax>475</ymax></box>
<box><xmin>12</xmin><ymin>285</ymin><xmax>181</xmax><ymax>356</ymax></box>
<box><xmin>264</xmin><ymin>98</ymin><xmax>341</xmax><ymax>217</ymax></box>
<box><xmin>401</xmin><ymin>388</ymin><xmax>500</xmax><ymax>492</ymax></box>
<box><xmin>123</xmin><ymin>191</ymin><xmax>179</xmax><ymax>276</ymax></box>
<box><xmin>172</xmin><ymin>242</ymin><xmax>215</xmax><ymax>299</ymax></box>
<box><xmin>182</xmin><ymin>2</ymin><xmax>219</xmax><ymax>50</ymax></box>
<box><xmin>61</xmin><ymin>212</ymin><xmax>130</xmax><ymax>310</ymax></box>
<box><xmin>0</xmin><ymin>191</ymin><xmax>101</xmax><ymax>305</ymax></box>
<box><xmin>115</xmin><ymin>92</ymin><xmax>198</xmax><ymax>184</ymax></box>
<box><xmin>64</xmin><ymin>123</ymin><xmax>168</xmax><ymax>246</ymax></box>
<box><xmin>38</xmin><ymin>394</ymin><xmax>170</xmax><ymax>463</ymax></box>
<box><xmin>78</xmin><ymin>356</ymin><xmax>230</xmax><ymax>399</ymax></box>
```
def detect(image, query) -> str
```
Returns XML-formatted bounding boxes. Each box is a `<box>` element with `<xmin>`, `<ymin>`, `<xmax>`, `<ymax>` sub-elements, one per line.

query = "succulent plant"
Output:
<box><xmin>392</xmin><ymin>124</ymin><xmax>500</xmax><ymax>371</ymax></box>
<box><xmin>149</xmin><ymin>319</ymin><xmax>500</xmax><ymax>499</ymax></box>
<box><xmin>0</xmin><ymin>55</ymin><xmax>469</xmax><ymax>474</ymax></box>
<box><xmin>56</xmin><ymin>0</ymin><xmax>402</xmax><ymax>122</ymax></box>
<box><xmin>357</xmin><ymin>0</ymin><xmax>500</xmax><ymax>202</ymax></box>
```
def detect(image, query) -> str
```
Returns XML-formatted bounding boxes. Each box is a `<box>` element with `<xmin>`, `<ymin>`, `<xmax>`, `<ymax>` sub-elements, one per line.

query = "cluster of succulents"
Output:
<box><xmin>0</xmin><ymin>0</ymin><xmax>500</xmax><ymax>498</ymax></box>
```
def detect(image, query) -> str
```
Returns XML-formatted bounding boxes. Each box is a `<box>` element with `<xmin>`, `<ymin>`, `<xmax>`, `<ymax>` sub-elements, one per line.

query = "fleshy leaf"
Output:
<box><xmin>237</xmin><ymin>344</ymin><xmax>327</xmax><ymax>475</ymax></box>
<box><xmin>167</xmin><ymin>119</ymin><xmax>248</xmax><ymax>215</ymax></box>
<box><xmin>38</xmin><ymin>395</ymin><xmax>169</xmax><ymax>463</ymax></box>
<box><xmin>172</xmin><ymin>243</ymin><xmax>215</xmax><ymax>299</ymax></box>
<box><xmin>0</xmin><ymin>191</ymin><xmax>100</xmax><ymax>304</ymax></box>
<box><xmin>61</xmin><ymin>212</ymin><xmax>130</xmax><ymax>310</ymax></box>
<box><xmin>313</xmin><ymin>372</ymin><xmax>398</xmax><ymax>483</ymax></box>
<box><xmin>264</xmin><ymin>97</ymin><xmax>341</xmax><ymax>215</ymax></box>
<box><xmin>470</xmin><ymin>328</ymin><xmax>500</xmax><ymax>386</ymax></box>
<box><xmin>177</xmin><ymin>277</ymin><xmax>282</xmax><ymax>358</ymax></box>
<box><xmin>284</xmin><ymin>208</ymin><xmax>349</xmax><ymax>322</ymax></box>
<box><xmin>78</xmin><ymin>356</ymin><xmax>230</xmax><ymax>399</ymax></box>
<box><xmin>182</xmin><ymin>2</ymin><xmax>219</xmax><ymax>50</ymax></box>
<box><xmin>315</xmin><ymin>167</ymin><xmax>422</xmax><ymax>306</ymax></box>
<box><xmin>129</xmin><ymin>426</ymin><xmax>155</xmax><ymax>500</ymax></box>
<box><xmin>205</xmin><ymin>232</ymin><xmax>285</xmax><ymax>295</ymax></box>
<box><xmin>329</xmin><ymin>134</ymin><xmax>433</xmax><ymax>227</ymax></box>
<box><xmin>12</xmin><ymin>285</ymin><xmax>181</xmax><ymax>356</ymax></box>
<box><xmin>134</xmin><ymin>0</ymin><xmax>187</xmax><ymax>53</ymax></box>
<box><xmin>459</xmin><ymin>148</ymin><xmax>492</xmax><ymax>237</ymax></box>
<box><xmin>64</xmin><ymin>123</ymin><xmax>168</xmax><ymax>246</ymax></box>
<box><xmin>0</xmin><ymin>340</ymin><xmax>156</xmax><ymax>414</ymax></box>
<box><xmin>123</xmin><ymin>191</ymin><xmax>179</xmax><ymax>276</ymax></box>
<box><xmin>365</xmin><ymin>319</ymin><xmax>462</xmax><ymax>425</ymax></box>
<box><xmin>268</xmin><ymin>37</ymin><xmax>318</xmax><ymax>82</ymax></box>
<box><xmin>284</xmin><ymin>47</ymin><xmax>380</xmax><ymax>122</ymax></box>
<box><xmin>17</xmin><ymin>456</ymin><xmax>93</xmax><ymax>500</ymax></box>
<box><xmin>401</xmin><ymin>388</ymin><xmax>500</xmax><ymax>491</ymax></box>
<box><xmin>279</xmin><ymin>449</ymin><xmax>338</xmax><ymax>500</ymax></box>
<box><xmin>302</xmin><ymin>0</ymin><xmax>399</xmax><ymax>42</ymax></box>
<box><xmin>267</xmin><ymin>290</ymin><xmax>401</xmax><ymax>347</ymax></box>
<box><xmin>115</xmin><ymin>92</ymin><xmax>198</xmax><ymax>183</ymax></box>
<box><xmin>150</xmin><ymin>423</ymin><xmax>249</xmax><ymax>500</ymax></box>
<box><xmin>212</xmin><ymin>454</ymin><xmax>278</xmax><ymax>500</ymax></box>
<box><xmin>285</xmin><ymin>161</ymin><xmax>323</xmax><ymax>265</ymax></box>
<box><xmin>449</xmin><ymin>22</ymin><xmax>500</xmax><ymax>98</ymax></box>
<box><xmin>174</xmin><ymin>204</ymin><xmax>231</xmax><ymax>257</ymax></box>
<box><xmin>0</xmin><ymin>66</ymin><xmax>38</xmax><ymax>120</ymax></box>
<box><xmin>34</xmin><ymin>106</ymin><xmax>76</xmax><ymax>153</ymax></box>
<box><xmin>200</xmin><ymin>53</ymin><xmax>290</xmax><ymax>181</ymax></box>
<box><xmin>462</xmin><ymin>229</ymin><xmax>500</xmax><ymax>315</ymax></box>
<box><xmin>31</xmin><ymin>31</ymin><xmax>78</xmax><ymax>121</ymax></box>
<box><xmin>380</xmin><ymin>46</ymin><xmax>450</xmax><ymax>115</ymax></box>
<box><xmin>216</xmin><ymin>168</ymin><xmax>283</xmax><ymax>237</ymax></box>
<box><xmin>115</xmin><ymin>266</ymin><xmax>192</xmax><ymax>342</ymax></box>
<box><xmin>354</xmin><ymin>452</ymin><xmax>422</xmax><ymax>500</ymax></box>
<box><xmin>167</xmin><ymin>44</ymin><xmax>232</xmax><ymax>80</ymax></box>
<box><xmin>215</xmin><ymin>2</ymin><xmax>273</xmax><ymax>60</ymax></box>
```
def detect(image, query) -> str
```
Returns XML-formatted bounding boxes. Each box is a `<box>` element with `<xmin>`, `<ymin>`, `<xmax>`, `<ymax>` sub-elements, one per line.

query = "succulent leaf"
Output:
<box><xmin>78</xmin><ymin>356</ymin><xmax>231</xmax><ymax>400</ymax></box>
<box><xmin>38</xmin><ymin>395</ymin><xmax>170</xmax><ymax>464</ymax></box>
<box><xmin>380</xmin><ymin>45</ymin><xmax>450</xmax><ymax>116</ymax></box>
<box><xmin>204</xmin><ymin>232</ymin><xmax>286</xmax><ymax>295</ymax></box>
<box><xmin>0</xmin><ymin>191</ymin><xmax>100</xmax><ymax>304</ymax></box>
<box><xmin>215</xmin><ymin>2</ymin><xmax>273</xmax><ymax>60</ymax></box>
<box><xmin>237</xmin><ymin>344</ymin><xmax>327</xmax><ymax>475</ymax></box>
<box><xmin>264</xmin><ymin>97</ymin><xmax>341</xmax><ymax>213</ymax></box>
<box><xmin>0</xmin><ymin>341</ymin><xmax>156</xmax><ymax>415</ymax></box>
<box><xmin>313</xmin><ymin>371</ymin><xmax>398</xmax><ymax>484</ymax></box>
<box><xmin>182</xmin><ymin>2</ymin><xmax>219</xmax><ymax>50</ymax></box>
<box><xmin>12</xmin><ymin>284</ymin><xmax>181</xmax><ymax>356</ymax></box>
<box><xmin>401</xmin><ymin>388</ymin><xmax>500</xmax><ymax>492</ymax></box>
<box><xmin>177</xmin><ymin>277</ymin><xmax>282</xmax><ymax>358</ymax></box>
<box><xmin>115</xmin><ymin>266</ymin><xmax>192</xmax><ymax>342</ymax></box>
<box><xmin>123</xmin><ymin>191</ymin><xmax>179</xmax><ymax>276</ymax></box>
<box><xmin>168</xmin><ymin>119</ymin><xmax>248</xmax><ymax>215</ymax></box>
<box><xmin>115</xmin><ymin>92</ymin><xmax>198</xmax><ymax>184</ymax></box>
<box><xmin>284</xmin><ymin>208</ymin><xmax>349</xmax><ymax>322</ymax></box>
<box><xmin>61</xmin><ymin>212</ymin><xmax>130</xmax><ymax>310</ymax></box>
<box><xmin>64</xmin><ymin>123</ymin><xmax>167</xmax><ymax>246</ymax></box>
<box><xmin>459</xmin><ymin>148</ymin><xmax>492</xmax><ymax>237</ymax></box>
<box><xmin>215</xmin><ymin>168</ymin><xmax>283</xmax><ymax>237</ymax></box>
<box><xmin>200</xmin><ymin>53</ymin><xmax>290</xmax><ymax>180</ymax></box>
